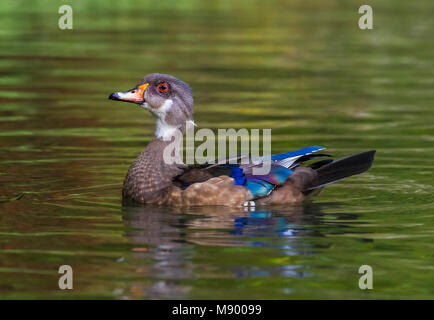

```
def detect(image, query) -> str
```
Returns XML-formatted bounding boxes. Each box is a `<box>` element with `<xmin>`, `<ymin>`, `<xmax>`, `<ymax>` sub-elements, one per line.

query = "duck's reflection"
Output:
<box><xmin>121</xmin><ymin>203</ymin><xmax>326</xmax><ymax>299</ymax></box>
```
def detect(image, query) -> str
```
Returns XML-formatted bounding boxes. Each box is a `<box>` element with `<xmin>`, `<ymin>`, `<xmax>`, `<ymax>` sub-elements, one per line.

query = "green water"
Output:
<box><xmin>0</xmin><ymin>0</ymin><xmax>433</xmax><ymax>299</ymax></box>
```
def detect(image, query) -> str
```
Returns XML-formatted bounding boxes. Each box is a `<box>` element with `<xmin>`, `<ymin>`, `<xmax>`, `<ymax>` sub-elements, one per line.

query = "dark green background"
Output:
<box><xmin>0</xmin><ymin>0</ymin><xmax>433</xmax><ymax>299</ymax></box>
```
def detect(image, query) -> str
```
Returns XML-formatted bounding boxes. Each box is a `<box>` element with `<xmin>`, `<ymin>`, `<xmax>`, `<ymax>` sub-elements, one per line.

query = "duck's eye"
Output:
<box><xmin>157</xmin><ymin>82</ymin><xmax>169</xmax><ymax>93</ymax></box>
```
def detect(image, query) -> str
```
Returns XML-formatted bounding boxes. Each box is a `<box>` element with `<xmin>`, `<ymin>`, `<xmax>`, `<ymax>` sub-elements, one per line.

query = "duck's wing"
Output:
<box><xmin>263</xmin><ymin>146</ymin><xmax>328</xmax><ymax>168</ymax></box>
<box><xmin>173</xmin><ymin>164</ymin><xmax>231</xmax><ymax>188</ymax></box>
<box><xmin>174</xmin><ymin>146</ymin><xmax>330</xmax><ymax>199</ymax></box>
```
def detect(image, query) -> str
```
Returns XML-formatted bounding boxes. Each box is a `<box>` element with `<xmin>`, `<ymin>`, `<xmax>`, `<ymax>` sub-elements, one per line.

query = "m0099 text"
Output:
<box><xmin>216</xmin><ymin>304</ymin><xmax>261</xmax><ymax>315</ymax></box>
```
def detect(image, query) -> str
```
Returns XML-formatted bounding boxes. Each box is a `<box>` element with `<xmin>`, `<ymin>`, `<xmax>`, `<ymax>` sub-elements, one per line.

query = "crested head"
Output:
<box><xmin>109</xmin><ymin>73</ymin><xmax>194</xmax><ymax>139</ymax></box>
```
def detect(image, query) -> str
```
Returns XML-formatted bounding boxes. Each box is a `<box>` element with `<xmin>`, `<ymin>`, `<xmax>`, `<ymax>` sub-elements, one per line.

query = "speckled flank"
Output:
<box><xmin>182</xmin><ymin>176</ymin><xmax>251</xmax><ymax>206</ymax></box>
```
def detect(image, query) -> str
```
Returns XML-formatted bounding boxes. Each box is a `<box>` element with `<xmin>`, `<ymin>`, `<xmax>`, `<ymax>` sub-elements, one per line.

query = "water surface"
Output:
<box><xmin>0</xmin><ymin>0</ymin><xmax>433</xmax><ymax>299</ymax></box>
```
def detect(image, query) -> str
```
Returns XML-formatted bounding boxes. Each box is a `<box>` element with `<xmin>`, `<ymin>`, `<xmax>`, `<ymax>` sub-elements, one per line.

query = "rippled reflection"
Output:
<box><xmin>122</xmin><ymin>204</ymin><xmax>327</xmax><ymax>299</ymax></box>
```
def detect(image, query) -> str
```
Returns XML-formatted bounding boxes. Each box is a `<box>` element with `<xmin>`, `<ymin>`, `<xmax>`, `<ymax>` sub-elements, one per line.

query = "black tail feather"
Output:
<box><xmin>306</xmin><ymin>150</ymin><xmax>376</xmax><ymax>191</ymax></box>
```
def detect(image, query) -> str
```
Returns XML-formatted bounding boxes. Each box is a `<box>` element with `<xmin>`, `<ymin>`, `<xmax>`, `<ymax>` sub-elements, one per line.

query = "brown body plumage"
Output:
<box><xmin>122</xmin><ymin>136</ymin><xmax>315</xmax><ymax>206</ymax></box>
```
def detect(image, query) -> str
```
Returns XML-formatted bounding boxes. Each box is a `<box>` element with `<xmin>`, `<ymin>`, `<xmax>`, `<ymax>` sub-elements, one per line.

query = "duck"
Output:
<box><xmin>109</xmin><ymin>73</ymin><xmax>375</xmax><ymax>207</ymax></box>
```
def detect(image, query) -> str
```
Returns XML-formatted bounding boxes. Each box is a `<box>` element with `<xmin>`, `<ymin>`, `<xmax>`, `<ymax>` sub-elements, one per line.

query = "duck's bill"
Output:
<box><xmin>108</xmin><ymin>83</ymin><xmax>149</xmax><ymax>104</ymax></box>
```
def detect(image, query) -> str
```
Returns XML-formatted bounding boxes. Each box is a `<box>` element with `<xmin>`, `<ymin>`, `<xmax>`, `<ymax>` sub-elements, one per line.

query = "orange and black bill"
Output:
<box><xmin>109</xmin><ymin>83</ymin><xmax>149</xmax><ymax>103</ymax></box>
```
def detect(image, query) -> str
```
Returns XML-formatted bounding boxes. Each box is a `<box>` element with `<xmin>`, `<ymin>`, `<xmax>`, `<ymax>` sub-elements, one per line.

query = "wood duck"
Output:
<box><xmin>109</xmin><ymin>73</ymin><xmax>375</xmax><ymax>207</ymax></box>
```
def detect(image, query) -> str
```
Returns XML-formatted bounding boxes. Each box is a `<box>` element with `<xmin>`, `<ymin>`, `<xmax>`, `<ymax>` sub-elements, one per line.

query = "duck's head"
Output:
<box><xmin>109</xmin><ymin>73</ymin><xmax>194</xmax><ymax>139</ymax></box>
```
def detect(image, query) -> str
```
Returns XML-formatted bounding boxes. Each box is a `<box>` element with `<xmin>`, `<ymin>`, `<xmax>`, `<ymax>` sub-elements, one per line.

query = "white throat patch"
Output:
<box><xmin>147</xmin><ymin>99</ymin><xmax>177</xmax><ymax>139</ymax></box>
<box><xmin>155</xmin><ymin>119</ymin><xmax>178</xmax><ymax>139</ymax></box>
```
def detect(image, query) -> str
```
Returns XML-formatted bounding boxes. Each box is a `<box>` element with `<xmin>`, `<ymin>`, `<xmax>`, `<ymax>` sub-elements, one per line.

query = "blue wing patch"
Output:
<box><xmin>229</xmin><ymin>166</ymin><xmax>247</xmax><ymax>186</ymax></box>
<box><xmin>245</xmin><ymin>179</ymin><xmax>275</xmax><ymax>197</ymax></box>
<box><xmin>227</xmin><ymin>146</ymin><xmax>326</xmax><ymax>199</ymax></box>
